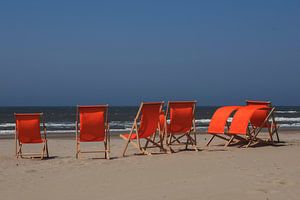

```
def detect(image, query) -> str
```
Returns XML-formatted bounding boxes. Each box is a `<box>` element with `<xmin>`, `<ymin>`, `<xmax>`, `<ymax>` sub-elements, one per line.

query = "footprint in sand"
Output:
<box><xmin>25</xmin><ymin>169</ymin><xmax>37</xmax><ymax>173</ymax></box>
<box><xmin>273</xmin><ymin>179</ymin><xmax>288</xmax><ymax>186</ymax></box>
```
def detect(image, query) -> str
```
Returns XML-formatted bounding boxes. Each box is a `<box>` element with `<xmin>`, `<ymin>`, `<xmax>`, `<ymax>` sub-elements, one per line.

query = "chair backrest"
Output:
<box><xmin>136</xmin><ymin>102</ymin><xmax>163</xmax><ymax>138</ymax></box>
<box><xmin>246</xmin><ymin>100</ymin><xmax>271</xmax><ymax>128</ymax></box>
<box><xmin>78</xmin><ymin>105</ymin><xmax>108</xmax><ymax>142</ymax></box>
<box><xmin>15</xmin><ymin>113</ymin><xmax>43</xmax><ymax>144</ymax></box>
<box><xmin>229</xmin><ymin>105</ymin><xmax>269</xmax><ymax>135</ymax></box>
<box><xmin>208</xmin><ymin>106</ymin><xmax>241</xmax><ymax>134</ymax></box>
<box><xmin>167</xmin><ymin>101</ymin><xmax>196</xmax><ymax>134</ymax></box>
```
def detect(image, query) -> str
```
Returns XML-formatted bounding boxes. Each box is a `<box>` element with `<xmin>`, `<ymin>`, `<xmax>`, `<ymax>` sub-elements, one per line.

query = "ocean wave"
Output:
<box><xmin>1</xmin><ymin>117</ymin><xmax>300</xmax><ymax>135</ymax></box>
<box><xmin>0</xmin><ymin>123</ymin><xmax>76</xmax><ymax>128</ymax></box>
<box><xmin>276</xmin><ymin>111</ymin><xmax>297</xmax><ymax>114</ymax></box>
<box><xmin>279</xmin><ymin>123</ymin><xmax>300</xmax><ymax>127</ymax></box>
<box><xmin>275</xmin><ymin>117</ymin><xmax>300</xmax><ymax>122</ymax></box>
<box><xmin>0</xmin><ymin>130</ymin><xmax>15</xmax><ymax>134</ymax></box>
<box><xmin>0</xmin><ymin>117</ymin><xmax>299</xmax><ymax>128</ymax></box>
<box><xmin>195</xmin><ymin>119</ymin><xmax>210</xmax><ymax>123</ymax></box>
<box><xmin>0</xmin><ymin>130</ymin><xmax>77</xmax><ymax>135</ymax></box>
<box><xmin>0</xmin><ymin>123</ymin><xmax>15</xmax><ymax>128</ymax></box>
<box><xmin>110</xmin><ymin>128</ymin><xmax>132</xmax><ymax>132</ymax></box>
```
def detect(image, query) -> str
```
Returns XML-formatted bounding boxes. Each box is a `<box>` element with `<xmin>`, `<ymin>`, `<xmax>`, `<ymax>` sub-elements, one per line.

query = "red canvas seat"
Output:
<box><xmin>15</xmin><ymin>113</ymin><xmax>49</xmax><ymax>159</ymax></box>
<box><xmin>247</xmin><ymin>100</ymin><xmax>273</xmax><ymax>128</ymax></box>
<box><xmin>165</xmin><ymin>101</ymin><xmax>198</xmax><ymax>152</ymax></box>
<box><xmin>76</xmin><ymin>105</ymin><xmax>110</xmax><ymax>159</ymax></box>
<box><xmin>120</xmin><ymin>102</ymin><xmax>164</xmax><ymax>156</ymax></box>
<box><xmin>206</xmin><ymin>106</ymin><xmax>241</xmax><ymax>146</ymax></box>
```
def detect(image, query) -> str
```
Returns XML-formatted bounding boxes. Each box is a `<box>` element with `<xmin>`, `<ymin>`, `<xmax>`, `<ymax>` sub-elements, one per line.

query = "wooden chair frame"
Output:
<box><xmin>15</xmin><ymin>113</ymin><xmax>49</xmax><ymax>160</ymax></box>
<box><xmin>120</xmin><ymin>102</ymin><xmax>165</xmax><ymax>156</ymax></box>
<box><xmin>76</xmin><ymin>105</ymin><xmax>110</xmax><ymax>159</ymax></box>
<box><xmin>165</xmin><ymin>101</ymin><xmax>198</xmax><ymax>152</ymax></box>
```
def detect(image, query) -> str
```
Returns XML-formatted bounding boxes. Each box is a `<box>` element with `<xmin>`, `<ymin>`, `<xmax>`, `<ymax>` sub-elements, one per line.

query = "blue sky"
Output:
<box><xmin>0</xmin><ymin>0</ymin><xmax>299</xmax><ymax>106</ymax></box>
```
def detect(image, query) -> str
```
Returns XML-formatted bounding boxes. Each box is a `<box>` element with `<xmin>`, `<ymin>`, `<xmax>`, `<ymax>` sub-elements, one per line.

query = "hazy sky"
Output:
<box><xmin>0</xmin><ymin>0</ymin><xmax>299</xmax><ymax>106</ymax></box>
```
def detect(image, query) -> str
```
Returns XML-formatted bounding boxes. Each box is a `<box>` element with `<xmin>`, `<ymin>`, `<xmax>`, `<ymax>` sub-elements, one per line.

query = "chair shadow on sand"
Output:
<box><xmin>18</xmin><ymin>155</ymin><xmax>58</xmax><ymax>160</ymax></box>
<box><xmin>204</xmin><ymin>140</ymin><xmax>287</xmax><ymax>151</ymax></box>
<box><xmin>225</xmin><ymin>140</ymin><xmax>287</xmax><ymax>148</ymax></box>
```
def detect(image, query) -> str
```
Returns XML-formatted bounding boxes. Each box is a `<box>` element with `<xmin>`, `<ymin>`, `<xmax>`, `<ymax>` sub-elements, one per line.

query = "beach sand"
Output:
<box><xmin>0</xmin><ymin>131</ymin><xmax>299</xmax><ymax>200</ymax></box>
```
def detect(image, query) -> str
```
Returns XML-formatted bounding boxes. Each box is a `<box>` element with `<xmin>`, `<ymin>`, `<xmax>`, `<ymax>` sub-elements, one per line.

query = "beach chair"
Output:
<box><xmin>227</xmin><ymin>100</ymin><xmax>279</xmax><ymax>147</ymax></box>
<box><xmin>206</xmin><ymin>106</ymin><xmax>241</xmax><ymax>146</ymax></box>
<box><xmin>15</xmin><ymin>113</ymin><xmax>49</xmax><ymax>159</ymax></box>
<box><xmin>246</xmin><ymin>100</ymin><xmax>280</xmax><ymax>145</ymax></box>
<box><xmin>165</xmin><ymin>101</ymin><xmax>198</xmax><ymax>152</ymax></box>
<box><xmin>76</xmin><ymin>105</ymin><xmax>110</xmax><ymax>159</ymax></box>
<box><xmin>120</xmin><ymin>102</ymin><xmax>164</xmax><ymax>156</ymax></box>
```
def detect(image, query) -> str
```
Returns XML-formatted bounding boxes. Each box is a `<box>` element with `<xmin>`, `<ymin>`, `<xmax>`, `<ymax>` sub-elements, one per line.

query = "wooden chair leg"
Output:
<box><xmin>41</xmin><ymin>144</ymin><xmax>46</xmax><ymax>160</ymax></box>
<box><xmin>246</xmin><ymin>134</ymin><xmax>255</xmax><ymax>148</ymax></box>
<box><xmin>106</xmin><ymin>137</ymin><xmax>110</xmax><ymax>160</ymax></box>
<box><xmin>17</xmin><ymin>144</ymin><xmax>22</xmax><ymax>158</ymax></box>
<box><xmin>165</xmin><ymin>135</ymin><xmax>174</xmax><ymax>153</ymax></box>
<box><xmin>187</xmin><ymin>134</ymin><xmax>198</xmax><ymax>151</ymax></box>
<box><xmin>76</xmin><ymin>142</ymin><xmax>80</xmax><ymax>159</ymax></box>
<box><xmin>206</xmin><ymin>135</ymin><xmax>215</xmax><ymax>146</ymax></box>
<box><xmin>122</xmin><ymin>139</ymin><xmax>130</xmax><ymax>157</ymax></box>
<box><xmin>106</xmin><ymin>147</ymin><xmax>110</xmax><ymax>160</ymax></box>
<box><xmin>185</xmin><ymin>137</ymin><xmax>189</xmax><ymax>150</ymax></box>
<box><xmin>45</xmin><ymin>141</ymin><xmax>49</xmax><ymax>158</ymax></box>
<box><xmin>225</xmin><ymin>136</ymin><xmax>234</xmax><ymax>148</ymax></box>
<box><xmin>106</xmin><ymin>151</ymin><xmax>110</xmax><ymax>160</ymax></box>
<box><xmin>268</xmin><ymin>127</ymin><xmax>274</xmax><ymax>143</ymax></box>
<box><xmin>104</xmin><ymin>141</ymin><xmax>107</xmax><ymax>159</ymax></box>
<box><xmin>275</xmin><ymin>126</ymin><xmax>280</xmax><ymax>142</ymax></box>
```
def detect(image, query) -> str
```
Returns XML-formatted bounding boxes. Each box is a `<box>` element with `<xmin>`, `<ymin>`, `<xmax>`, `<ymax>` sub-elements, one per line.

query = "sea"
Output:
<box><xmin>1</xmin><ymin>106</ymin><xmax>300</xmax><ymax>135</ymax></box>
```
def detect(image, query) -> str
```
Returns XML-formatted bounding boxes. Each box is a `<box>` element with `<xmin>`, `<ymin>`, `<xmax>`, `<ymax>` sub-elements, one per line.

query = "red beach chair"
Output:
<box><xmin>76</xmin><ymin>105</ymin><xmax>110</xmax><ymax>159</ymax></box>
<box><xmin>227</xmin><ymin>100</ymin><xmax>279</xmax><ymax>147</ymax></box>
<box><xmin>246</xmin><ymin>100</ymin><xmax>279</xmax><ymax>145</ymax></box>
<box><xmin>206</xmin><ymin>106</ymin><xmax>241</xmax><ymax>146</ymax></box>
<box><xmin>120</xmin><ymin>102</ymin><xmax>164</xmax><ymax>156</ymax></box>
<box><xmin>165</xmin><ymin>101</ymin><xmax>198</xmax><ymax>152</ymax></box>
<box><xmin>15</xmin><ymin>113</ymin><xmax>49</xmax><ymax>159</ymax></box>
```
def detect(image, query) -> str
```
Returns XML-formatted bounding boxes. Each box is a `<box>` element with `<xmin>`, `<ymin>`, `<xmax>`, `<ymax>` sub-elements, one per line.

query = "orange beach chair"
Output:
<box><xmin>76</xmin><ymin>105</ymin><xmax>110</xmax><ymax>159</ymax></box>
<box><xmin>15</xmin><ymin>113</ymin><xmax>49</xmax><ymax>159</ymax></box>
<box><xmin>246</xmin><ymin>100</ymin><xmax>279</xmax><ymax>143</ymax></box>
<box><xmin>206</xmin><ymin>106</ymin><xmax>241</xmax><ymax>146</ymax></box>
<box><xmin>246</xmin><ymin>100</ymin><xmax>279</xmax><ymax>145</ymax></box>
<box><xmin>120</xmin><ymin>102</ymin><xmax>165</xmax><ymax>156</ymax></box>
<box><xmin>226</xmin><ymin>100</ymin><xmax>279</xmax><ymax>147</ymax></box>
<box><xmin>165</xmin><ymin>101</ymin><xmax>198</xmax><ymax>152</ymax></box>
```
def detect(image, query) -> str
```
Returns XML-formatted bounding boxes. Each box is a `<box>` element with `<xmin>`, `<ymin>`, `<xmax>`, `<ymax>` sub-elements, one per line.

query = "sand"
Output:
<box><xmin>0</xmin><ymin>131</ymin><xmax>300</xmax><ymax>200</ymax></box>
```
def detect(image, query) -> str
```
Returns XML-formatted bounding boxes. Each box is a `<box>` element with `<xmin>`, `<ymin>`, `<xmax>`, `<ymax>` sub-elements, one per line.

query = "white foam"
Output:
<box><xmin>278</xmin><ymin>123</ymin><xmax>300</xmax><ymax>128</ymax></box>
<box><xmin>0</xmin><ymin>130</ymin><xmax>15</xmax><ymax>134</ymax></box>
<box><xmin>0</xmin><ymin>123</ymin><xmax>15</xmax><ymax>128</ymax></box>
<box><xmin>47</xmin><ymin>130</ymin><xmax>75</xmax><ymax>133</ymax></box>
<box><xmin>110</xmin><ymin>128</ymin><xmax>132</xmax><ymax>132</ymax></box>
<box><xmin>275</xmin><ymin>117</ymin><xmax>300</xmax><ymax>122</ymax></box>
<box><xmin>45</xmin><ymin>123</ymin><xmax>75</xmax><ymax>127</ymax></box>
<box><xmin>0</xmin><ymin>130</ymin><xmax>76</xmax><ymax>135</ymax></box>
<box><xmin>276</xmin><ymin>111</ymin><xmax>297</xmax><ymax>114</ymax></box>
<box><xmin>0</xmin><ymin>123</ymin><xmax>76</xmax><ymax>128</ymax></box>
<box><xmin>195</xmin><ymin>119</ymin><xmax>211</xmax><ymax>123</ymax></box>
